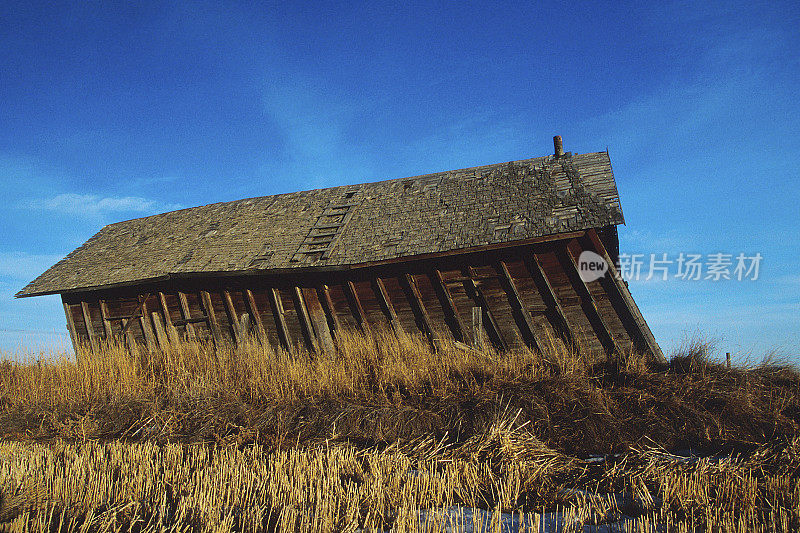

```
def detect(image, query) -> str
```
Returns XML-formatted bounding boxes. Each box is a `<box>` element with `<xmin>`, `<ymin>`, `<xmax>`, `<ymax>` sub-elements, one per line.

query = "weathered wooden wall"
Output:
<box><xmin>60</xmin><ymin>229</ymin><xmax>662</xmax><ymax>362</ymax></box>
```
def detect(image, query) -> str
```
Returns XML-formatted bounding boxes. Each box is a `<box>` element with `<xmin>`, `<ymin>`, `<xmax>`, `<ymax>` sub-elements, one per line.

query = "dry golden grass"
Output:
<box><xmin>1</xmin><ymin>328</ymin><xmax>581</xmax><ymax>408</ymax></box>
<box><xmin>1</xmin><ymin>431</ymin><xmax>798</xmax><ymax>531</ymax></box>
<box><xmin>1</xmin><ymin>331</ymin><xmax>799</xmax><ymax>530</ymax></box>
<box><xmin>2</xmin><ymin>330</ymin><xmax>799</xmax><ymax>451</ymax></box>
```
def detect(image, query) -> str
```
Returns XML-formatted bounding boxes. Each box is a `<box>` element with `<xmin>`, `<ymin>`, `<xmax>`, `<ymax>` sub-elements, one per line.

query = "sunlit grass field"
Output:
<box><xmin>1</xmin><ymin>331</ymin><xmax>799</xmax><ymax>531</ymax></box>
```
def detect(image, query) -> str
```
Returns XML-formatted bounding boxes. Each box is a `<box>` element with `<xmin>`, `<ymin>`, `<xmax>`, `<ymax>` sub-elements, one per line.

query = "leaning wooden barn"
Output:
<box><xmin>17</xmin><ymin>137</ymin><xmax>662</xmax><ymax>362</ymax></box>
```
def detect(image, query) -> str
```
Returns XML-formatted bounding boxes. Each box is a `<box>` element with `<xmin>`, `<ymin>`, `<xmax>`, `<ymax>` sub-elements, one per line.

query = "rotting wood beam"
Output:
<box><xmin>344</xmin><ymin>281</ymin><xmax>369</xmax><ymax>333</ymax></box>
<box><xmin>121</xmin><ymin>318</ymin><xmax>137</xmax><ymax>352</ymax></box>
<box><xmin>200</xmin><ymin>291</ymin><xmax>224</xmax><ymax>347</ymax></box>
<box><xmin>177</xmin><ymin>292</ymin><xmax>197</xmax><ymax>342</ymax></box>
<box><xmin>583</xmin><ymin>230</ymin><xmax>665</xmax><ymax>361</ymax></box>
<box><xmin>222</xmin><ymin>290</ymin><xmax>243</xmax><ymax>345</ymax></box>
<box><xmin>62</xmin><ymin>300</ymin><xmax>79</xmax><ymax>355</ymax></box>
<box><xmin>472</xmin><ymin>307</ymin><xmax>484</xmax><ymax>350</ymax></box>
<box><xmin>268</xmin><ymin>288</ymin><xmax>294</xmax><ymax>354</ymax></box>
<box><xmin>316</xmin><ymin>285</ymin><xmax>341</xmax><ymax>339</ymax></box>
<box><xmin>80</xmin><ymin>301</ymin><xmax>97</xmax><ymax>344</ymax></box>
<box><xmin>139</xmin><ymin>297</ymin><xmax>158</xmax><ymax>351</ymax></box>
<box><xmin>430</xmin><ymin>269</ymin><xmax>467</xmax><ymax>343</ymax></box>
<box><xmin>461</xmin><ymin>267</ymin><xmax>507</xmax><ymax>351</ymax></box>
<box><xmin>103</xmin><ymin>314</ymin><xmax>142</xmax><ymax>322</ymax></box>
<box><xmin>495</xmin><ymin>261</ymin><xmax>540</xmax><ymax>351</ymax></box>
<box><xmin>303</xmin><ymin>288</ymin><xmax>335</xmax><ymax>353</ymax></box>
<box><xmin>371</xmin><ymin>277</ymin><xmax>404</xmax><ymax>336</ymax></box>
<box><xmin>292</xmin><ymin>287</ymin><xmax>318</xmax><ymax>354</ymax></box>
<box><xmin>98</xmin><ymin>300</ymin><xmax>114</xmax><ymax>339</ymax></box>
<box><xmin>524</xmin><ymin>252</ymin><xmax>574</xmax><ymax>348</ymax></box>
<box><xmin>239</xmin><ymin>314</ymin><xmax>251</xmax><ymax>338</ymax></box>
<box><xmin>400</xmin><ymin>273</ymin><xmax>437</xmax><ymax>347</ymax></box>
<box><xmin>158</xmin><ymin>292</ymin><xmax>180</xmax><ymax>345</ymax></box>
<box><xmin>557</xmin><ymin>241</ymin><xmax>621</xmax><ymax>356</ymax></box>
<box><xmin>243</xmin><ymin>289</ymin><xmax>267</xmax><ymax>343</ymax></box>
<box><xmin>172</xmin><ymin>316</ymin><xmax>209</xmax><ymax>327</ymax></box>
<box><xmin>151</xmin><ymin>311</ymin><xmax>170</xmax><ymax>348</ymax></box>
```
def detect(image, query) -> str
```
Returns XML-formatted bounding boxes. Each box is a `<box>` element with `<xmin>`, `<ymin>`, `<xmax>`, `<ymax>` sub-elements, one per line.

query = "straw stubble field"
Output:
<box><xmin>1</xmin><ymin>330</ymin><xmax>799</xmax><ymax>531</ymax></box>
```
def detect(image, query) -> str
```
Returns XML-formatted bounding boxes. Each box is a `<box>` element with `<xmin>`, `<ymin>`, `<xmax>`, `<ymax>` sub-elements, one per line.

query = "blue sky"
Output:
<box><xmin>1</xmin><ymin>1</ymin><xmax>798</xmax><ymax>361</ymax></box>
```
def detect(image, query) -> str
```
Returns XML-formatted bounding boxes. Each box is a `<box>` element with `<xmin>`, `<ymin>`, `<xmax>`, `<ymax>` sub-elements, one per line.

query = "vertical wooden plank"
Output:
<box><xmin>243</xmin><ymin>289</ymin><xmax>267</xmax><ymax>342</ymax></box>
<box><xmin>584</xmin><ymin>230</ymin><xmax>665</xmax><ymax>361</ymax></box>
<box><xmin>472</xmin><ymin>307</ymin><xmax>484</xmax><ymax>350</ymax></box>
<box><xmin>240</xmin><ymin>313</ymin><xmax>252</xmax><ymax>339</ymax></box>
<box><xmin>557</xmin><ymin>241</ymin><xmax>620</xmax><ymax>356</ymax></box>
<box><xmin>303</xmin><ymin>288</ymin><xmax>335</xmax><ymax>353</ymax></box>
<box><xmin>98</xmin><ymin>300</ymin><xmax>114</xmax><ymax>339</ymax></box>
<box><xmin>80</xmin><ymin>301</ymin><xmax>97</xmax><ymax>343</ymax></box>
<box><xmin>371</xmin><ymin>277</ymin><xmax>405</xmax><ymax>336</ymax></box>
<box><xmin>461</xmin><ymin>268</ymin><xmax>507</xmax><ymax>351</ymax></box>
<box><xmin>158</xmin><ymin>292</ymin><xmax>181</xmax><ymax>346</ymax></box>
<box><xmin>62</xmin><ymin>299</ymin><xmax>79</xmax><ymax>355</ymax></box>
<box><xmin>151</xmin><ymin>311</ymin><xmax>170</xmax><ymax>348</ymax></box>
<box><xmin>139</xmin><ymin>298</ymin><xmax>158</xmax><ymax>351</ymax></box>
<box><xmin>177</xmin><ymin>292</ymin><xmax>197</xmax><ymax>342</ymax></box>
<box><xmin>222</xmin><ymin>290</ymin><xmax>243</xmax><ymax>345</ymax></box>
<box><xmin>495</xmin><ymin>261</ymin><xmax>540</xmax><ymax>351</ymax></box>
<box><xmin>400</xmin><ymin>273</ymin><xmax>436</xmax><ymax>345</ymax></box>
<box><xmin>292</xmin><ymin>287</ymin><xmax>318</xmax><ymax>354</ymax></box>
<box><xmin>121</xmin><ymin>318</ymin><xmax>138</xmax><ymax>352</ymax></box>
<box><xmin>524</xmin><ymin>251</ymin><xmax>575</xmax><ymax>347</ymax></box>
<box><xmin>317</xmin><ymin>285</ymin><xmax>341</xmax><ymax>338</ymax></box>
<box><xmin>344</xmin><ymin>280</ymin><xmax>369</xmax><ymax>332</ymax></box>
<box><xmin>200</xmin><ymin>291</ymin><xmax>224</xmax><ymax>347</ymax></box>
<box><xmin>268</xmin><ymin>288</ymin><xmax>294</xmax><ymax>353</ymax></box>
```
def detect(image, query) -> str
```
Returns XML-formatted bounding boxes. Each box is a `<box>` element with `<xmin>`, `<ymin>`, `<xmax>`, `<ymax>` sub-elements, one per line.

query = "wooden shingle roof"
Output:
<box><xmin>17</xmin><ymin>151</ymin><xmax>624</xmax><ymax>297</ymax></box>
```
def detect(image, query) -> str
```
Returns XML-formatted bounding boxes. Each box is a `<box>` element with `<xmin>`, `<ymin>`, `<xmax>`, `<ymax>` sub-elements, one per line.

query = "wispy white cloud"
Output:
<box><xmin>0</xmin><ymin>252</ymin><xmax>64</xmax><ymax>282</ymax></box>
<box><xmin>262</xmin><ymin>78</ymin><xmax>535</xmax><ymax>192</ymax></box>
<box><xmin>580</xmin><ymin>23</ymin><xmax>798</xmax><ymax>169</ymax></box>
<box><xmin>29</xmin><ymin>194</ymin><xmax>183</xmax><ymax>217</ymax></box>
<box><xmin>261</xmin><ymin>82</ymin><xmax>377</xmax><ymax>189</ymax></box>
<box><xmin>386</xmin><ymin>114</ymin><xmax>530</xmax><ymax>175</ymax></box>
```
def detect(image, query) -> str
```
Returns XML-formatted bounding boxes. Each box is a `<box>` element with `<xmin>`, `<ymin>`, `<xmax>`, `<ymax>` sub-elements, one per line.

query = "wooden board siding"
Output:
<box><xmin>378</xmin><ymin>276</ymin><xmax>418</xmax><ymax>337</ymax></box>
<box><xmin>349</xmin><ymin>280</ymin><xmax>382</xmax><ymax>331</ymax></box>
<box><xmin>275</xmin><ymin>288</ymin><xmax>304</xmax><ymax>350</ymax></box>
<box><xmin>502</xmin><ymin>259</ymin><xmax>554</xmax><ymax>347</ymax></box>
<box><xmin>535</xmin><ymin>248</ymin><xmax>604</xmax><ymax>356</ymax></box>
<box><xmin>412</xmin><ymin>273</ymin><xmax>453</xmax><ymax>342</ymax></box>
<box><xmin>184</xmin><ymin>292</ymin><xmax>210</xmax><ymax>342</ymax></box>
<box><xmin>438</xmin><ymin>269</ymin><xmax>479</xmax><ymax>345</ymax></box>
<box><xmin>60</xmin><ymin>236</ymin><xmax>661</xmax><ymax>362</ymax></box>
<box><xmin>302</xmin><ymin>288</ymin><xmax>335</xmax><ymax>352</ymax></box>
<box><xmin>323</xmin><ymin>284</ymin><xmax>354</xmax><ymax>332</ymax></box>
<box><xmin>372</xmin><ymin>278</ymin><xmax>404</xmax><ymax>336</ymax></box>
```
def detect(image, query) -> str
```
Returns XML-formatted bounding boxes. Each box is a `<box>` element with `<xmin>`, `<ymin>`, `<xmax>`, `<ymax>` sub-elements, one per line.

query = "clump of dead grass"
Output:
<box><xmin>0</xmin><ymin>330</ymin><xmax>798</xmax><ymax>456</ymax></box>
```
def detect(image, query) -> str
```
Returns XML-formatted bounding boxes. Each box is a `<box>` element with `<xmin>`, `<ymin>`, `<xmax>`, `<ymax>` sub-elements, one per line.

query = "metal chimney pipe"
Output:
<box><xmin>553</xmin><ymin>135</ymin><xmax>564</xmax><ymax>159</ymax></box>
